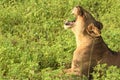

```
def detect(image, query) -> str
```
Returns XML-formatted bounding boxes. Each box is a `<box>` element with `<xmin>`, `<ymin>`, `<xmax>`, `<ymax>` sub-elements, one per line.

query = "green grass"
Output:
<box><xmin>0</xmin><ymin>0</ymin><xmax>120</xmax><ymax>80</ymax></box>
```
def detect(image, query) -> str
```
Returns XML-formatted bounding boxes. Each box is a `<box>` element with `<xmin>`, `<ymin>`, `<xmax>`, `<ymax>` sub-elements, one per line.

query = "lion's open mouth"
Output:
<box><xmin>65</xmin><ymin>20</ymin><xmax>75</xmax><ymax>25</ymax></box>
<box><xmin>64</xmin><ymin>15</ymin><xmax>76</xmax><ymax>29</ymax></box>
<box><xmin>64</xmin><ymin>6</ymin><xmax>84</xmax><ymax>29</ymax></box>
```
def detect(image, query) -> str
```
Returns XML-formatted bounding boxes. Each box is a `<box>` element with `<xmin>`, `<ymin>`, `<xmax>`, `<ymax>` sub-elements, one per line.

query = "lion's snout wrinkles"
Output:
<box><xmin>64</xmin><ymin>6</ymin><xmax>120</xmax><ymax>79</ymax></box>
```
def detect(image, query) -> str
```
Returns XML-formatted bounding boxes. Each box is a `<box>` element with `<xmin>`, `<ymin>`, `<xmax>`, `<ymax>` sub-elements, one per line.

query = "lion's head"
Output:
<box><xmin>64</xmin><ymin>6</ymin><xmax>103</xmax><ymax>38</ymax></box>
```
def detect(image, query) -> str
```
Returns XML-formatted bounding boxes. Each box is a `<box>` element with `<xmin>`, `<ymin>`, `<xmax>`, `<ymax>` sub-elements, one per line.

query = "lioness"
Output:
<box><xmin>64</xmin><ymin>6</ymin><xmax>120</xmax><ymax>78</ymax></box>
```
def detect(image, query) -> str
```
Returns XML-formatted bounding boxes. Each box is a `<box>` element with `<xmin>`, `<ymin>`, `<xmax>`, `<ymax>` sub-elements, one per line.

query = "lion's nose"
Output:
<box><xmin>71</xmin><ymin>8</ymin><xmax>75</xmax><ymax>14</ymax></box>
<box><xmin>71</xmin><ymin>7</ymin><xmax>77</xmax><ymax>14</ymax></box>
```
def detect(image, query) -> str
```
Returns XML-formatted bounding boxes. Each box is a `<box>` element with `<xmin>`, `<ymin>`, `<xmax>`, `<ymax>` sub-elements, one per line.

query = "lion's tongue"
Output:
<box><xmin>64</xmin><ymin>21</ymin><xmax>74</xmax><ymax>29</ymax></box>
<box><xmin>65</xmin><ymin>21</ymin><xmax>74</xmax><ymax>25</ymax></box>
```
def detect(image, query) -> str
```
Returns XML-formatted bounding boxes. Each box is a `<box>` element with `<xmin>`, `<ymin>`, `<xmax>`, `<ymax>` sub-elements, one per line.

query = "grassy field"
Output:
<box><xmin>0</xmin><ymin>0</ymin><xmax>120</xmax><ymax>80</ymax></box>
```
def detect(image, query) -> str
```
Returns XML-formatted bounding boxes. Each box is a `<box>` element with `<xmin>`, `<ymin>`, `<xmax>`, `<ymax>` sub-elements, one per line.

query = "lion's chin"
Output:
<box><xmin>64</xmin><ymin>25</ymin><xmax>73</xmax><ymax>29</ymax></box>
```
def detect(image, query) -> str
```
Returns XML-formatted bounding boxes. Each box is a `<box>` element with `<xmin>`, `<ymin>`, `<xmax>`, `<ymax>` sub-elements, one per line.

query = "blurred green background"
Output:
<box><xmin>0</xmin><ymin>0</ymin><xmax>120</xmax><ymax>80</ymax></box>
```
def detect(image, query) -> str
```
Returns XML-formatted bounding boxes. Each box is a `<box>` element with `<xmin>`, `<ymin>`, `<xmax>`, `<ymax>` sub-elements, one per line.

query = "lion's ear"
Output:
<box><xmin>86</xmin><ymin>23</ymin><xmax>101</xmax><ymax>37</ymax></box>
<box><xmin>94</xmin><ymin>21</ymin><xmax>103</xmax><ymax>30</ymax></box>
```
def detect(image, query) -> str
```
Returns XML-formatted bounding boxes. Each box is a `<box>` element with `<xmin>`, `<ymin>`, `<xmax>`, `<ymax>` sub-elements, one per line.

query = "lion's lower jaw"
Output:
<box><xmin>64</xmin><ymin>25</ymin><xmax>72</xmax><ymax>29</ymax></box>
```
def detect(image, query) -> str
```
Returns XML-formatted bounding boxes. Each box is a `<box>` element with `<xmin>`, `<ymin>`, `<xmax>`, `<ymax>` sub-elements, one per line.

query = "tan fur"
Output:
<box><xmin>64</xmin><ymin>6</ymin><xmax>120</xmax><ymax>77</ymax></box>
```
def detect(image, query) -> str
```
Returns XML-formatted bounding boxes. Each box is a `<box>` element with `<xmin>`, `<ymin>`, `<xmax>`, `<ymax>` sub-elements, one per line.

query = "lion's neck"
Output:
<box><xmin>75</xmin><ymin>35</ymin><xmax>107</xmax><ymax>50</ymax></box>
<box><xmin>75</xmin><ymin>34</ymin><xmax>93</xmax><ymax>48</ymax></box>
